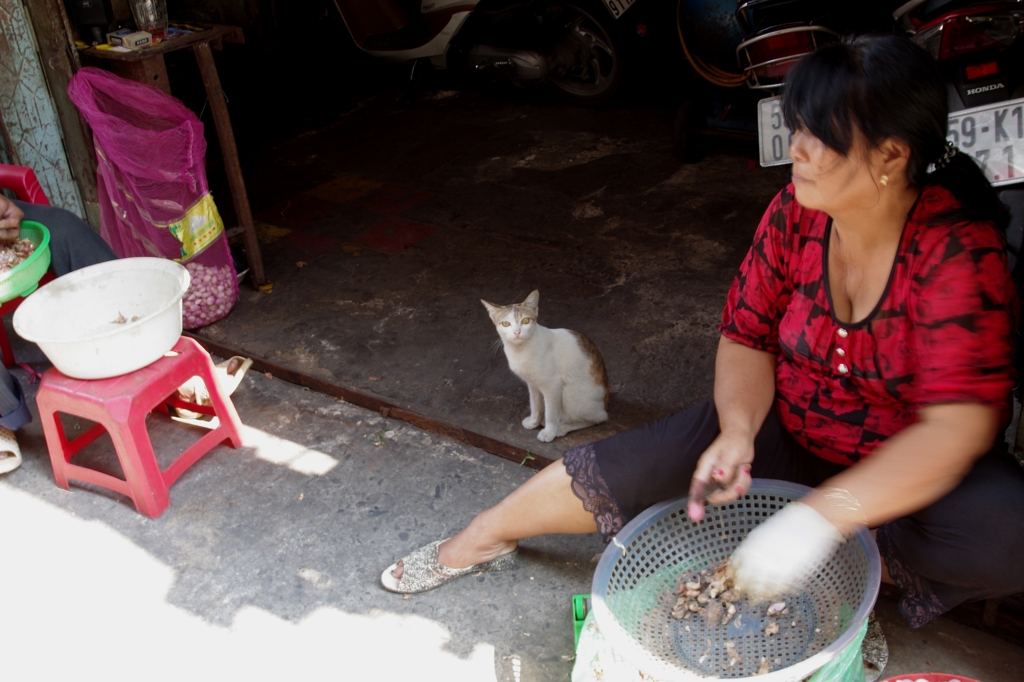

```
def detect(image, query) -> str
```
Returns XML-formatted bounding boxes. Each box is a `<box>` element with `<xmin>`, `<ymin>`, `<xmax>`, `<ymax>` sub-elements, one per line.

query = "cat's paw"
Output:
<box><xmin>537</xmin><ymin>428</ymin><xmax>557</xmax><ymax>443</ymax></box>
<box><xmin>522</xmin><ymin>416</ymin><xmax>542</xmax><ymax>430</ymax></box>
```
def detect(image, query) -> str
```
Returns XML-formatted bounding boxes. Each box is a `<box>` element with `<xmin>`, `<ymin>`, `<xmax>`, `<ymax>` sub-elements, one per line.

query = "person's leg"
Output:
<box><xmin>14</xmin><ymin>201</ymin><xmax>116</xmax><ymax>276</ymax></box>
<box><xmin>876</xmin><ymin>447</ymin><xmax>1024</xmax><ymax>628</ymax></box>
<box><xmin>388</xmin><ymin>403</ymin><xmax>708</xmax><ymax>579</ymax></box>
<box><xmin>433</xmin><ymin>402</ymin><xmax>842</xmax><ymax>572</ymax></box>
<box><xmin>0</xmin><ymin>364</ymin><xmax>29</xmax><ymax>430</ymax></box>
<box><xmin>0</xmin><ymin>364</ymin><xmax>21</xmax><ymax>417</ymax></box>
<box><xmin>434</xmin><ymin>461</ymin><xmax>598</xmax><ymax>570</ymax></box>
<box><xmin>0</xmin><ymin>364</ymin><xmax>28</xmax><ymax>474</ymax></box>
<box><xmin>430</xmin><ymin>402</ymin><xmax>721</xmax><ymax>574</ymax></box>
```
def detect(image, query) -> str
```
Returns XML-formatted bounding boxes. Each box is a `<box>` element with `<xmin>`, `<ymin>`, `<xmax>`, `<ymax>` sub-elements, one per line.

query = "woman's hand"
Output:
<box><xmin>730</xmin><ymin>501</ymin><xmax>843</xmax><ymax>600</ymax></box>
<box><xmin>687</xmin><ymin>428</ymin><xmax>755</xmax><ymax>522</ymax></box>
<box><xmin>0</xmin><ymin>196</ymin><xmax>23</xmax><ymax>243</ymax></box>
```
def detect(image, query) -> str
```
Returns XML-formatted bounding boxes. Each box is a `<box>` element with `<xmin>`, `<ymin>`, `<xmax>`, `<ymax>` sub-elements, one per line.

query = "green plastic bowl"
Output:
<box><xmin>0</xmin><ymin>220</ymin><xmax>51</xmax><ymax>304</ymax></box>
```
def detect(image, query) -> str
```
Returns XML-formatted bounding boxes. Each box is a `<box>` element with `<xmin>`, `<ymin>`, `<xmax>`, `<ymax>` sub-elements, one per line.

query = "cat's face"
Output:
<box><xmin>481</xmin><ymin>290</ymin><xmax>540</xmax><ymax>346</ymax></box>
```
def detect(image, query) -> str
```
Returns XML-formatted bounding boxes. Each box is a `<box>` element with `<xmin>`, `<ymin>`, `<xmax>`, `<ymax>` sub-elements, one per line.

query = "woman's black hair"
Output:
<box><xmin>781</xmin><ymin>35</ymin><xmax>1009</xmax><ymax>231</ymax></box>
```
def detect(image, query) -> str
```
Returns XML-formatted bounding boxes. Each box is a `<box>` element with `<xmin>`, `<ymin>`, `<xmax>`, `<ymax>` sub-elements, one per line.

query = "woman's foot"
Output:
<box><xmin>862</xmin><ymin>612</ymin><xmax>888</xmax><ymax>682</ymax></box>
<box><xmin>380</xmin><ymin>537</ymin><xmax>519</xmax><ymax>594</ymax></box>
<box><xmin>390</xmin><ymin>529</ymin><xmax>517</xmax><ymax>580</ymax></box>
<box><xmin>383</xmin><ymin>458</ymin><xmax>594</xmax><ymax>592</ymax></box>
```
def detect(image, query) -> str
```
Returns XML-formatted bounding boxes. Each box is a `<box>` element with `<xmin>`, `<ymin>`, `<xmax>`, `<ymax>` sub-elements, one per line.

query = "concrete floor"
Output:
<box><xmin>203</xmin><ymin>84</ymin><xmax>791</xmax><ymax>460</ymax></box>
<box><xmin>3</xmin><ymin>351</ymin><xmax>1023</xmax><ymax>681</ymax></box>
<box><xmin>4</xmin><ymin>81</ymin><xmax>1023</xmax><ymax>680</ymax></box>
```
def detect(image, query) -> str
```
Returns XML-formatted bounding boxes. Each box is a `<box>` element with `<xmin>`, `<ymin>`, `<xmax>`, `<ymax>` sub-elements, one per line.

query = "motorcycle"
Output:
<box><xmin>753</xmin><ymin>1</ymin><xmax>1024</xmax><ymax>176</ymax></box>
<box><xmin>896</xmin><ymin>0</ymin><xmax>1024</xmax><ymax>269</ymax></box>
<box><xmin>673</xmin><ymin>0</ymin><xmax>897</xmax><ymax>160</ymax></box>
<box><xmin>895</xmin><ymin>0</ymin><xmax>1024</xmax><ymax>111</ymax></box>
<box><xmin>331</xmin><ymin>0</ymin><xmax>648</xmax><ymax>105</ymax></box>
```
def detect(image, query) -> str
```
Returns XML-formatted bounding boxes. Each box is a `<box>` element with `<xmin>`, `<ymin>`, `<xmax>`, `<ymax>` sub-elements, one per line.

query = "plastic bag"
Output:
<box><xmin>67</xmin><ymin>67</ymin><xmax>237</xmax><ymax>329</ymax></box>
<box><xmin>808</xmin><ymin>618</ymin><xmax>869</xmax><ymax>682</ymax></box>
<box><xmin>571</xmin><ymin>608</ymin><xmax>651</xmax><ymax>682</ymax></box>
<box><xmin>571</xmin><ymin>607</ymin><xmax>869</xmax><ymax>682</ymax></box>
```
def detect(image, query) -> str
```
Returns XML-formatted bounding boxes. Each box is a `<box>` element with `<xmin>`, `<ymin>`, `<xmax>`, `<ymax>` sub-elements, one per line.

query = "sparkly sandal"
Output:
<box><xmin>862</xmin><ymin>612</ymin><xmax>889</xmax><ymax>682</ymax></box>
<box><xmin>380</xmin><ymin>539</ymin><xmax>519</xmax><ymax>594</ymax></box>
<box><xmin>0</xmin><ymin>426</ymin><xmax>21</xmax><ymax>475</ymax></box>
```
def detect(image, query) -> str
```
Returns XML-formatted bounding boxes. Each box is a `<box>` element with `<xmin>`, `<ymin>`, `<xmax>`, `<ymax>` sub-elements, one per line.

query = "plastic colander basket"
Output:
<box><xmin>592</xmin><ymin>480</ymin><xmax>881</xmax><ymax>682</ymax></box>
<box><xmin>0</xmin><ymin>220</ymin><xmax>50</xmax><ymax>304</ymax></box>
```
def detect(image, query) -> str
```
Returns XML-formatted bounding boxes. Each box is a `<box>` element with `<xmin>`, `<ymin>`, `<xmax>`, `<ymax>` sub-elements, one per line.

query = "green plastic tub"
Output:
<box><xmin>0</xmin><ymin>220</ymin><xmax>51</xmax><ymax>304</ymax></box>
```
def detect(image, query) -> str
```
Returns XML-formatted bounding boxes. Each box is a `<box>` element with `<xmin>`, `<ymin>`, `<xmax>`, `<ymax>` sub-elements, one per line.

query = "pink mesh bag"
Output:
<box><xmin>68</xmin><ymin>67</ymin><xmax>238</xmax><ymax>329</ymax></box>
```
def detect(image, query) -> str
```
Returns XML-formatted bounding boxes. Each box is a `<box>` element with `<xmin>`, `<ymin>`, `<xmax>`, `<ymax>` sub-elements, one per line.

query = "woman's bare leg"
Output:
<box><xmin>392</xmin><ymin>460</ymin><xmax>596</xmax><ymax>578</ymax></box>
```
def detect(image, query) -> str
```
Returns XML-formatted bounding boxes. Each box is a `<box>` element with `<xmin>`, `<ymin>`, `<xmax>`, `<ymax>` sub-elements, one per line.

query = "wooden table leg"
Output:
<box><xmin>88</xmin><ymin>54</ymin><xmax>172</xmax><ymax>95</ymax></box>
<box><xmin>192</xmin><ymin>40</ymin><xmax>268</xmax><ymax>288</ymax></box>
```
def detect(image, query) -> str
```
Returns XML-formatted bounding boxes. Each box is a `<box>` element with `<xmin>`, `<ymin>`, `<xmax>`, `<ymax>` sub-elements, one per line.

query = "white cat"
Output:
<box><xmin>482</xmin><ymin>290</ymin><xmax>609</xmax><ymax>442</ymax></box>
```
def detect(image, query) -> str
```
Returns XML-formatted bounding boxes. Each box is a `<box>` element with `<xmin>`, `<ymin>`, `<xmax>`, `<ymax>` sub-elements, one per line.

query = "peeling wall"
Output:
<box><xmin>0</xmin><ymin>0</ymin><xmax>84</xmax><ymax>215</ymax></box>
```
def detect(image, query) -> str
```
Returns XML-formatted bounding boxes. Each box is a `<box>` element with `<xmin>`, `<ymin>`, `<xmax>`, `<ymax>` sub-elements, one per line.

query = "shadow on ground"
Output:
<box><xmin>5</xmin><ymin>350</ymin><xmax>1024</xmax><ymax>681</ymax></box>
<box><xmin>4</xmin><ymin>336</ymin><xmax>605</xmax><ymax>679</ymax></box>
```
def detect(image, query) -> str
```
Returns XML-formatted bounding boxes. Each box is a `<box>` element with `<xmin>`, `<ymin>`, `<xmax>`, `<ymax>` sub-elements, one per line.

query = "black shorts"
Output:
<box><xmin>563</xmin><ymin>400</ymin><xmax>1024</xmax><ymax>629</ymax></box>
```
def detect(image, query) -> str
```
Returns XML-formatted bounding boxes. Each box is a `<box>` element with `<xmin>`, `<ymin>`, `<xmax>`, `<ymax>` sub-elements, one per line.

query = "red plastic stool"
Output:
<box><xmin>881</xmin><ymin>675</ymin><xmax>982</xmax><ymax>682</ymax></box>
<box><xmin>35</xmin><ymin>336</ymin><xmax>244</xmax><ymax>518</ymax></box>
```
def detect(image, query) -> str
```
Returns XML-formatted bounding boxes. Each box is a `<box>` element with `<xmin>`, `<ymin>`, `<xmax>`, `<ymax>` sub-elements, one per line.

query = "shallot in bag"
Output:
<box><xmin>68</xmin><ymin>67</ymin><xmax>237</xmax><ymax>329</ymax></box>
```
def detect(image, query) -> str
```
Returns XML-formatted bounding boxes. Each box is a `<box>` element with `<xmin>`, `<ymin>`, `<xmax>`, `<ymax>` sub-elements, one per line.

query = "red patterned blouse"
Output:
<box><xmin>720</xmin><ymin>183</ymin><xmax>1018</xmax><ymax>465</ymax></box>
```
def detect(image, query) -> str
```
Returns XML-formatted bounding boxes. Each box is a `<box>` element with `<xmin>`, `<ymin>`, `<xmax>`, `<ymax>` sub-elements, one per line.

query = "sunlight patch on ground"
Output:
<box><xmin>0</xmin><ymin>483</ymin><xmax>496</xmax><ymax>680</ymax></box>
<box><xmin>242</xmin><ymin>424</ymin><xmax>339</xmax><ymax>476</ymax></box>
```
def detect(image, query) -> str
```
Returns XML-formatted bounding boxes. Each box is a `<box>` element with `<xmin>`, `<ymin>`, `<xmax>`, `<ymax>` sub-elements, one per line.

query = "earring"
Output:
<box><xmin>880</xmin><ymin>174</ymin><xmax>888</xmax><ymax>186</ymax></box>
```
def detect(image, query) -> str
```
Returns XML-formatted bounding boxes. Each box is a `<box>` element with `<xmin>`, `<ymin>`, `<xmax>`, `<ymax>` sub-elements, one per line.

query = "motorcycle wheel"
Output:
<box><xmin>546</xmin><ymin>2</ymin><xmax>625</xmax><ymax>106</ymax></box>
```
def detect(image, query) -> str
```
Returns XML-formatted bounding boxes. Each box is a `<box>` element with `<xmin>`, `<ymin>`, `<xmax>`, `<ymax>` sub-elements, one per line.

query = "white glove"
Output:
<box><xmin>730</xmin><ymin>501</ymin><xmax>843</xmax><ymax>601</ymax></box>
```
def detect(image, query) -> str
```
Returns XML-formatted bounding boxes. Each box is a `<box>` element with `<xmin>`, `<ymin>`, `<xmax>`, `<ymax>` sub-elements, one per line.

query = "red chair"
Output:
<box><xmin>0</xmin><ymin>164</ymin><xmax>51</xmax><ymax>206</ymax></box>
<box><xmin>0</xmin><ymin>164</ymin><xmax>56</xmax><ymax>367</ymax></box>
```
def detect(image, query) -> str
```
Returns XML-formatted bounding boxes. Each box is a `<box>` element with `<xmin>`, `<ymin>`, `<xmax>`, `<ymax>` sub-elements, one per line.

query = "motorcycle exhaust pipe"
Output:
<box><xmin>467</xmin><ymin>45</ymin><xmax>549</xmax><ymax>83</ymax></box>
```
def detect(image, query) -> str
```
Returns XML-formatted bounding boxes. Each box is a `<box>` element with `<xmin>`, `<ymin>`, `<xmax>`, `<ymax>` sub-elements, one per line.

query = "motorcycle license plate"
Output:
<box><xmin>757</xmin><ymin>97</ymin><xmax>792</xmax><ymax>167</ymax></box>
<box><xmin>602</xmin><ymin>0</ymin><xmax>636</xmax><ymax>19</ymax></box>
<box><xmin>757</xmin><ymin>95</ymin><xmax>1024</xmax><ymax>186</ymax></box>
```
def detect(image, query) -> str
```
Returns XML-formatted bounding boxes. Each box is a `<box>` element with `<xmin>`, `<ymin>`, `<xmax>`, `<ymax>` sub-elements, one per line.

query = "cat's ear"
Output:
<box><xmin>523</xmin><ymin>290</ymin><xmax>540</xmax><ymax>311</ymax></box>
<box><xmin>481</xmin><ymin>299</ymin><xmax>502</xmax><ymax>321</ymax></box>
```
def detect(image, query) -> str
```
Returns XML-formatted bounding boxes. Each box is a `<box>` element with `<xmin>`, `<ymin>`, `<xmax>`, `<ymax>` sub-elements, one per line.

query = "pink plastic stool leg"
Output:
<box><xmin>108</xmin><ymin>416</ymin><xmax>171</xmax><ymax>518</ymax></box>
<box><xmin>36</xmin><ymin>398</ymin><xmax>72</xmax><ymax>490</ymax></box>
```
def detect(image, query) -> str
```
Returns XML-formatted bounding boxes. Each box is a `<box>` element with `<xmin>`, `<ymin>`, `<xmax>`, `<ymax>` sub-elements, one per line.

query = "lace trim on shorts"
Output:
<box><xmin>563</xmin><ymin>442</ymin><xmax>627</xmax><ymax>542</ymax></box>
<box><xmin>876</xmin><ymin>524</ymin><xmax>947</xmax><ymax>629</ymax></box>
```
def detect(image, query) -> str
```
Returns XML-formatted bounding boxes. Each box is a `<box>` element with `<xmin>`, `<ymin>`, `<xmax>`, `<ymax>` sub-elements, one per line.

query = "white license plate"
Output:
<box><xmin>757</xmin><ymin>97</ymin><xmax>793</xmax><ymax>167</ymax></box>
<box><xmin>602</xmin><ymin>0</ymin><xmax>636</xmax><ymax>19</ymax></box>
<box><xmin>757</xmin><ymin>95</ymin><xmax>1024</xmax><ymax>187</ymax></box>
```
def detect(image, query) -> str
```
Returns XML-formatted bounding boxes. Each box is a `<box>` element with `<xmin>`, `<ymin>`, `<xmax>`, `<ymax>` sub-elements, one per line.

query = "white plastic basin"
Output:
<box><xmin>13</xmin><ymin>257</ymin><xmax>190</xmax><ymax>379</ymax></box>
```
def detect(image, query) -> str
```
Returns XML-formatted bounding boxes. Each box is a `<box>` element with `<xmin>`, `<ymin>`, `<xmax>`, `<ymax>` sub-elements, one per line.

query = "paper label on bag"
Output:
<box><xmin>166</xmin><ymin>194</ymin><xmax>224</xmax><ymax>260</ymax></box>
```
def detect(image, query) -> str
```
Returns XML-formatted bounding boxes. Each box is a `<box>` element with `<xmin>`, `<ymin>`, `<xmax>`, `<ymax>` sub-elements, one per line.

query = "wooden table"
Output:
<box><xmin>80</xmin><ymin>24</ymin><xmax>267</xmax><ymax>288</ymax></box>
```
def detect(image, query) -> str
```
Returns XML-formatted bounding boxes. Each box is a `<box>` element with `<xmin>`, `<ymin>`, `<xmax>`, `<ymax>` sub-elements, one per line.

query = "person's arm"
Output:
<box><xmin>0</xmin><ymin>195</ymin><xmax>23</xmax><ymax>242</ymax></box>
<box><xmin>690</xmin><ymin>189</ymin><xmax>797</xmax><ymax>520</ymax></box>
<box><xmin>715</xmin><ymin>335</ymin><xmax>777</xmax><ymax>446</ymax></box>
<box><xmin>806</xmin><ymin>218</ymin><xmax>1015</xmax><ymax>531</ymax></box>
<box><xmin>729</xmin><ymin>215</ymin><xmax>1015</xmax><ymax>598</ymax></box>
<box><xmin>802</xmin><ymin>402</ymin><xmax>998</xmax><ymax>534</ymax></box>
<box><xmin>729</xmin><ymin>401</ymin><xmax>998</xmax><ymax>599</ymax></box>
<box><xmin>687</xmin><ymin>335</ymin><xmax>776</xmax><ymax>520</ymax></box>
